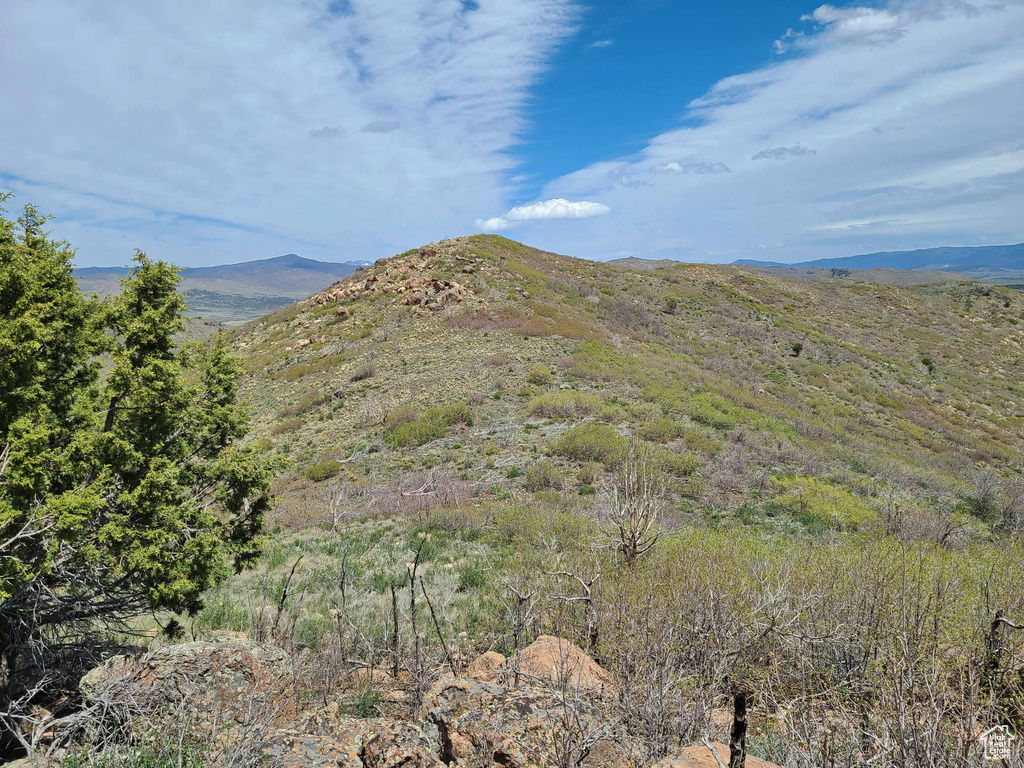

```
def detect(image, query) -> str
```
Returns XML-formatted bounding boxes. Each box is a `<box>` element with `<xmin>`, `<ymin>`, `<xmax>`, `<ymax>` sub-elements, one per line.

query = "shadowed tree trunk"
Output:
<box><xmin>729</xmin><ymin>693</ymin><xmax>747</xmax><ymax>768</ymax></box>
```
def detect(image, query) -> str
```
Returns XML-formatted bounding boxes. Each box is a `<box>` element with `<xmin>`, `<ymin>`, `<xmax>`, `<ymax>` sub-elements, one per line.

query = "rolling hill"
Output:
<box><xmin>231</xmin><ymin>234</ymin><xmax>1024</xmax><ymax>529</ymax></box>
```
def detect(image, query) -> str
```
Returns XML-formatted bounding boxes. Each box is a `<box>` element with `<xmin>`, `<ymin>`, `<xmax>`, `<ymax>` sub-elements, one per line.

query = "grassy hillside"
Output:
<box><xmin>208</xmin><ymin>235</ymin><xmax>1024</xmax><ymax>765</ymax></box>
<box><xmin>232</xmin><ymin>234</ymin><xmax>1024</xmax><ymax>531</ymax></box>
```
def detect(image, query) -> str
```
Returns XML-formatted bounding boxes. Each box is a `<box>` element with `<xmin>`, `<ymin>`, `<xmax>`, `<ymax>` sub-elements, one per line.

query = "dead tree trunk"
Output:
<box><xmin>409</xmin><ymin>542</ymin><xmax>424</xmax><ymax>705</ymax></box>
<box><xmin>985</xmin><ymin>610</ymin><xmax>1024</xmax><ymax>690</ymax></box>
<box><xmin>729</xmin><ymin>692</ymin><xmax>747</xmax><ymax>768</ymax></box>
<box><xmin>390</xmin><ymin>584</ymin><xmax>400</xmax><ymax>679</ymax></box>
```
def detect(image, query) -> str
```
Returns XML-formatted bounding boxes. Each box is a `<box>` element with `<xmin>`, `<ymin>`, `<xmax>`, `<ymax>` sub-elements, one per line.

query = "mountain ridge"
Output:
<box><xmin>75</xmin><ymin>253</ymin><xmax>361</xmax><ymax>322</ymax></box>
<box><xmin>733</xmin><ymin>242</ymin><xmax>1024</xmax><ymax>273</ymax></box>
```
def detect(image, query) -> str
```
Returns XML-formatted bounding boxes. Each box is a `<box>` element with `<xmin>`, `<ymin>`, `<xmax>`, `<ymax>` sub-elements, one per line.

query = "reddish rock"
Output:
<box><xmin>465</xmin><ymin>651</ymin><xmax>505</xmax><ymax>683</ymax></box>
<box><xmin>80</xmin><ymin>639</ymin><xmax>297</xmax><ymax>729</ymax></box>
<box><xmin>512</xmin><ymin>635</ymin><xmax>614</xmax><ymax>694</ymax></box>
<box><xmin>418</xmin><ymin>677</ymin><xmax>625</xmax><ymax>768</ymax></box>
<box><xmin>266</xmin><ymin>719</ymin><xmax>441</xmax><ymax>768</ymax></box>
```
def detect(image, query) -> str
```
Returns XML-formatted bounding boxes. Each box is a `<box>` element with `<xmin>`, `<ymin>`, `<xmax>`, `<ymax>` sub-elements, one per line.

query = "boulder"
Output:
<box><xmin>264</xmin><ymin>720</ymin><xmax>441</xmax><ymax>768</ymax></box>
<box><xmin>465</xmin><ymin>650</ymin><xmax>505</xmax><ymax>683</ymax></box>
<box><xmin>418</xmin><ymin>677</ymin><xmax>622</xmax><ymax>768</ymax></box>
<box><xmin>79</xmin><ymin>639</ymin><xmax>296</xmax><ymax>729</ymax></box>
<box><xmin>512</xmin><ymin>635</ymin><xmax>614</xmax><ymax>694</ymax></box>
<box><xmin>653</xmin><ymin>742</ymin><xmax>783</xmax><ymax>768</ymax></box>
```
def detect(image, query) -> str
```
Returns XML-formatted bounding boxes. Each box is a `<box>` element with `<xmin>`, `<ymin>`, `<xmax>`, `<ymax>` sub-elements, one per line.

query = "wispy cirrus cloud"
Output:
<box><xmin>653</xmin><ymin>161</ymin><xmax>732</xmax><ymax>174</ymax></box>
<box><xmin>752</xmin><ymin>145</ymin><xmax>817</xmax><ymax>161</ymax></box>
<box><xmin>0</xmin><ymin>0</ymin><xmax>579</xmax><ymax>266</ymax></box>
<box><xmin>477</xmin><ymin>198</ymin><xmax>610</xmax><ymax>230</ymax></box>
<box><xmin>530</xmin><ymin>0</ymin><xmax>1024</xmax><ymax>263</ymax></box>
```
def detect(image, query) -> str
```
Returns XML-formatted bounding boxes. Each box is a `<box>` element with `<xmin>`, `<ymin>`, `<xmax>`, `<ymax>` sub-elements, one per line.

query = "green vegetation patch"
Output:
<box><xmin>550</xmin><ymin>423</ymin><xmax>698</xmax><ymax>477</ymax></box>
<box><xmin>771</xmin><ymin>476</ymin><xmax>879</xmax><ymax>530</ymax></box>
<box><xmin>306</xmin><ymin>459</ymin><xmax>341</xmax><ymax>482</ymax></box>
<box><xmin>527</xmin><ymin>390</ymin><xmax>601</xmax><ymax>419</ymax></box>
<box><xmin>384</xmin><ymin>402</ymin><xmax>472</xmax><ymax>448</ymax></box>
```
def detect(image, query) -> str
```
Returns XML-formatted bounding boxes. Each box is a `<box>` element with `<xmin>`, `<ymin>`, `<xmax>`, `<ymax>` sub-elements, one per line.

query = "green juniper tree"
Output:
<box><xmin>0</xmin><ymin>198</ymin><xmax>275</xmax><ymax>727</ymax></box>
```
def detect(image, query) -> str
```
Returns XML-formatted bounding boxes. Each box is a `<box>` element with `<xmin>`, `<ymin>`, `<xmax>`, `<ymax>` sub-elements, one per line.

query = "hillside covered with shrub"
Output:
<box><xmin>192</xmin><ymin>235</ymin><xmax>1024</xmax><ymax>765</ymax></box>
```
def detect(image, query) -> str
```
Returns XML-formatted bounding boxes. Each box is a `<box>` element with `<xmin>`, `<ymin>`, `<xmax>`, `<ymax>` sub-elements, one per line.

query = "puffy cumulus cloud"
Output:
<box><xmin>0</xmin><ymin>0</ymin><xmax>579</xmax><ymax>265</ymax></box>
<box><xmin>530</xmin><ymin>0</ymin><xmax>1024</xmax><ymax>264</ymax></box>
<box><xmin>477</xmin><ymin>198</ymin><xmax>610</xmax><ymax>230</ymax></box>
<box><xmin>752</xmin><ymin>145</ymin><xmax>817</xmax><ymax>160</ymax></box>
<box><xmin>653</xmin><ymin>161</ymin><xmax>732</xmax><ymax>174</ymax></box>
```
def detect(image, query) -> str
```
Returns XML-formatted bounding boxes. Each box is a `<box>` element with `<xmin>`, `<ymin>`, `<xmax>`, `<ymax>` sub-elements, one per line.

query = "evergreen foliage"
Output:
<box><xmin>0</xmin><ymin>198</ymin><xmax>276</xmax><ymax>708</ymax></box>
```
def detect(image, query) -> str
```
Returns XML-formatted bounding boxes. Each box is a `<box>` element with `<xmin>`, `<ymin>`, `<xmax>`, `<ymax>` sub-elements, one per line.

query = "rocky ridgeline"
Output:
<box><xmin>313</xmin><ymin>245</ymin><xmax>481</xmax><ymax>317</ymax></box>
<box><xmin>48</xmin><ymin>635</ymin><xmax>782</xmax><ymax>768</ymax></box>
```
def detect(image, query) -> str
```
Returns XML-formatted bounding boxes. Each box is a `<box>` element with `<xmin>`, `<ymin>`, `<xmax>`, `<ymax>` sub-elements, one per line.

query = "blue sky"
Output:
<box><xmin>518</xmin><ymin>0</ymin><xmax>814</xmax><ymax>191</ymax></box>
<box><xmin>1</xmin><ymin>0</ymin><xmax>1023</xmax><ymax>267</ymax></box>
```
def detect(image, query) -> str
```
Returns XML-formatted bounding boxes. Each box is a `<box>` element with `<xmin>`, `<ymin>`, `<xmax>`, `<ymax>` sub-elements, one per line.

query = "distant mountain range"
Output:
<box><xmin>75</xmin><ymin>254</ymin><xmax>362</xmax><ymax>323</ymax></box>
<box><xmin>734</xmin><ymin>243</ymin><xmax>1024</xmax><ymax>278</ymax></box>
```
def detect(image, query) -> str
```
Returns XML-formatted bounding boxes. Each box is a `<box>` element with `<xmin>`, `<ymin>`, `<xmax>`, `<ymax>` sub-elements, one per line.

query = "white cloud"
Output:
<box><xmin>360</xmin><ymin>120</ymin><xmax>401</xmax><ymax>133</ymax></box>
<box><xmin>309</xmin><ymin>126</ymin><xmax>343</xmax><ymax>139</ymax></box>
<box><xmin>653</xmin><ymin>161</ymin><xmax>732</xmax><ymax>174</ymax></box>
<box><xmin>587</xmin><ymin>39</ymin><xmax>613</xmax><ymax>49</ymax></box>
<box><xmin>477</xmin><ymin>198</ymin><xmax>610</xmax><ymax>230</ymax></box>
<box><xmin>751</xmin><ymin>145</ymin><xmax>817</xmax><ymax>160</ymax></box>
<box><xmin>3</xmin><ymin>0</ymin><xmax>1022</xmax><ymax>268</ymax></box>
<box><xmin>803</xmin><ymin>5</ymin><xmax>906</xmax><ymax>44</ymax></box>
<box><xmin>0</xmin><ymin>0</ymin><xmax>579</xmax><ymax>266</ymax></box>
<box><xmin>530</xmin><ymin>0</ymin><xmax>1024</xmax><ymax>263</ymax></box>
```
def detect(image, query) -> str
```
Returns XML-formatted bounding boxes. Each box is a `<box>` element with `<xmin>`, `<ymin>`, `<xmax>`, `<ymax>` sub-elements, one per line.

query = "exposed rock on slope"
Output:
<box><xmin>264</xmin><ymin>722</ymin><xmax>442</xmax><ymax>768</ymax></box>
<box><xmin>80</xmin><ymin>638</ymin><xmax>298</xmax><ymax>729</ymax></box>
<box><xmin>313</xmin><ymin>246</ymin><xmax>476</xmax><ymax>314</ymax></box>
<box><xmin>418</xmin><ymin>677</ymin><xmax>625</xmax><ymax>768</ymax></box>
<box><xmin>512</xmin><ymin>634</ymin><xmax>614</xmax><ymax>693</ymax></box>
<box><xmin>78</xmin><ymin>636</ymin><xmax>635</xmax><ymax>768</ymax></box>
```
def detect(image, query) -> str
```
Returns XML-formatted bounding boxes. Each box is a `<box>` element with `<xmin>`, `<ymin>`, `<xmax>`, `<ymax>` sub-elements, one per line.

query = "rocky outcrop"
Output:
<box><xmin>418</xmin><ymin>676</ymin><xmax>626</xmax><ymax>768</ymax></box>
<box><xmin>419</xmin><ymin>678</ymin><xmax>568</xmax><ymax>767</ymax></box>
<box><xmin>75</xmin><ymin>636</ymin><xmax>631</xmax><ymax>768</ymax></box>
<box><xmin>512</xmin><ymin>635</ymin><xmax>614</xmax><ymax>694</ymax></box>
<box><xmin>464</xmin><ymin>650</ymin><xmax>505</xmax><ymax>683</ymax></box>
<box><xmin>80</xmin><ymin>638</ymin><xmax>297</xmax><ymax>729</ymax></box>
<box><xmin>313</xmin><ymin>246</ymin><xmax>475</xmax><ymax>313</ymax></box>
<box><xmin>265</xmin><ymin>720</ymin><xmax>442</xmax><ymax>768</ymax></box>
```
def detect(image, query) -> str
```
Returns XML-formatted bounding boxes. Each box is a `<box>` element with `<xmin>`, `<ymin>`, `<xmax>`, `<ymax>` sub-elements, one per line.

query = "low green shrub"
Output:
<box><xmin>527</xmin><ymin>364</ymin><xmax>553</xmax><ymax>385</ymax></box>
<box><xmin>550</xmin><ymin>423</ymin><xmax>627</xmax><ymax>466</ymax></box>
<box><xmin>349</xmin><ymin>687</ymin><xmax>382</xmax><ymax>718</ymax></box>
<box><xmin>271</xmin><ymin>417</ymin><xmax>304</xmax><ymax>435</ymax></box>
<box><xmin>527</xmin><ymin>390</ymin><xmax>600</xmax><ymax>419</ymax></box>
<box><xmin>771</xmin><ymin>476</ymin><xmax>878</xmax><ymax>530</ymax></box>
<box><xmin>294</xmin><ymin>615</ymin><xmax>332</xmax><ymax>650</ymax></box>
<box><xmin>638</xmin><ymin>416</ymin><xmax>682</xmax><ymax>443</ymax></box>
<box><xmin>458</xmin><ymin>564</ymin><xmax>487</xmax><ymax>591</ymax></box>
<box><xmin>385</xmin><ymin>402</ymin><xmax>472</xmax><ymax>448</ymax></box>
<box><xmin>306</xmin><ymin>459</ymin><xmax>341</xmax><ymax>482</ymax></box>
<box><xmin>577</xmin><ymin>461</ymin><xmax>602</xmax><ymax>485</ymax></box>
<box><xmin>525</xmin><ymin>461</ymin><xmax>562</xmax><ymax>491</ymax></box>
